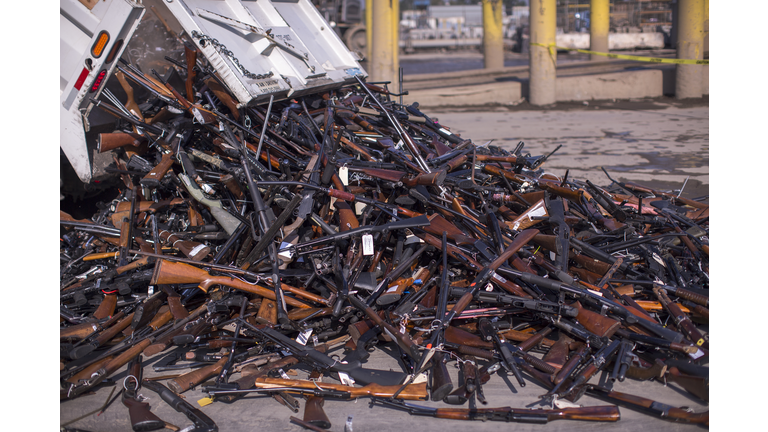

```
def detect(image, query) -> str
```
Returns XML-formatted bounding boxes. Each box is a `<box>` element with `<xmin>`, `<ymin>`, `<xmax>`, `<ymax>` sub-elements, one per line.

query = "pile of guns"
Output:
<box><xmin>60</xmin><ymin>51</ymin><xmax>709</xmax><ymax>431</ymax></box>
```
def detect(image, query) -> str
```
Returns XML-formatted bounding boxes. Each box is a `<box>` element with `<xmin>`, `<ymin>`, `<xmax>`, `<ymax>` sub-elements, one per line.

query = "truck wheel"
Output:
<box><xmin>344</xmin><ymin>24</ymin><xmax>367</xmax><ymax>56</ymax></box>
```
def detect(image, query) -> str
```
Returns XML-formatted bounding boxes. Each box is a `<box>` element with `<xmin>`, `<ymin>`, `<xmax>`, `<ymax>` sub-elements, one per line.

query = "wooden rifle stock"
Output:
<box><xmin>141</xmin><ymin>152</ymin><xmax>175</xmax><ymax>188</ymax></box>
<box><xmin>97</xmin><ymin>132</ymin><xmax>147</xmax><ymax>153</ymax></box>
<box><xmin>430</xmin><ymin>351</ymin><xmax>453</xmax><ymax>401</ymax></box>
<box><xmin>158</xmin><ymin>229</ymin><xmax>211</xmax><ymax>261</ymax></box>
<box><xmin>168</xmin><ymin>356</ymin><xmax>229</xmax><ymax>393</ymax></box>
<box><xmin>402</xmin><ymin>169</ymin><xmax>447</xmax><ymax>188</ymax></box>
<box><xmin>150</xmin><ymin>259</ymin><xmax>313</xmax><ymax>308</ymax></box>
<box><xmin>571</xmin><ymin>301</ymin><xmax>620</xmax><ymax>338</ymax></box>
<box><xmin>92</xmin><ymin>294</ymin><xmax>117</xmax><ymax>320</ymax></box>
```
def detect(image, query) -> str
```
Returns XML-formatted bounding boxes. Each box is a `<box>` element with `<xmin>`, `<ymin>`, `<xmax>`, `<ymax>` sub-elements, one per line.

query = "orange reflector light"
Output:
<box><xmin>91</xmin><ymin>31</ymin><xmax>110</xmax><ymax>58</ymax></box>
<box><xmin>105</xmin><ymin>39</ymin><xmax>123</xmax><ymax>64</ymax></box>
<box><xmin>89</xmin><ymin>69</ymin><xmax>108</xmax><ymax>93</ymax></box>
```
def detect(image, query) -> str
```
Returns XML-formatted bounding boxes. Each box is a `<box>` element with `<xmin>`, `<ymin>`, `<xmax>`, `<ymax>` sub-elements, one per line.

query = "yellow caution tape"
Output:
<box><xmin>530</xmin><ymin>43</ymin><xmax>708</xmax><ymax>65</ymax></box>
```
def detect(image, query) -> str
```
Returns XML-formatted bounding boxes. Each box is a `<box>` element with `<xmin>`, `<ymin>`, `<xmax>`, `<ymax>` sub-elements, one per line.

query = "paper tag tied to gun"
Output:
<box><xmin>362</xmin><ymin>234</ymin><xmax>374</xmax><ymax>256</ymax></box>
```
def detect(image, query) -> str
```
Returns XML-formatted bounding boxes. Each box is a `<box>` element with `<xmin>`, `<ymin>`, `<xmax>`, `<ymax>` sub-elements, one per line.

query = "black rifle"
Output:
<box><xmin>449</xmin><ymin>287</ymin><xmax>578</xmax><ymax>318</ymax></box>
<box><xmin>242</xmin><ymin>321</ymin><xmax>407</xmax><ymax>386</ymax></box>
<box><xmin>282</xmin><ymin>215</ymin><xmax>430</xmax><ymax>256</ymax></box>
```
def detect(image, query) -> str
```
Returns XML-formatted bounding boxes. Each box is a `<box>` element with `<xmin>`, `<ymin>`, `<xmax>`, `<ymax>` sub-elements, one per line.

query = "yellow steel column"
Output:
<box><xmin>703</xmin><ymin>0</ymin><xmax>708</xmax><ymax>55</ymax></box>
<box><xmin>392</xmin><ymin>0</ymin><xmax>399</xmax><ymax>73</ymax></box>
<box><xmin>529</xmin><ymin>0</ymin><xmax>556</xmax><ymax>105</ymax></box>
<box><xmin>366</xmin><ymin>0</ymin><xmax>373</xmax><ymax>63</ymax></box>
<box><xmin>675</xmin><ymin>0</ymin><xmax>705</xmax><ymax>99</ymax></box>
<box><xmin>589</xmin><ymin>0</ymin><xmax>610</xmax><ymax>61</ymax></box>
<box><xmin>482</xmin><ymin>0</ymin><xmax>504</xmax><ymax>69</ymax></box>
<box><xmin>370</xmin><ymin>0</ymin><xmax>396</xmax><ymax>85</ymax></box>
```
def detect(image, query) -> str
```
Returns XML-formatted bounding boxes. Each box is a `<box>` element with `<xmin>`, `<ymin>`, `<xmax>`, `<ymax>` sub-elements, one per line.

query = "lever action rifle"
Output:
<box><xmin>369</xmin><ymin>398</ymin><xmax>620</xmax><ymax>423</ymax></box>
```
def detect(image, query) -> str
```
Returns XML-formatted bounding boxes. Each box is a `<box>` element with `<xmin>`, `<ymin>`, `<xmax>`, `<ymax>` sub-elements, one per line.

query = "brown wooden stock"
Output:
<box><xmin>147</xmin><ymin>305</ymin><xmax>174</xmax><ymax>331</ymax></box>
<box><xmin>103</xmin><ymin>338</ymin><xmax>152</xmax><ymax>377</ymax></box>
<box><xmin>672</xmin><ymin>287</ymin><xmax>709</xmax><ymax>307</ymax></box>
<box><xmin>497</xmin><ymin>329</ymin><xmax>556</xmax><ymax>348</ymax></box>
<box><xmin>633</xmin><ymin>300</ymin><xmax>691</xmax><ymax>314</ymax></box>
<box><xmin>220</xmin><ymin>174</ymin><xmax>245</xmax><ymax>200</ymax></box>
<box><xmin>92</xmin><ymin>294</ymin><xmax>117</xmax><ymax>320</ymax></box>
<box><xmin>204</xmin><ymin>78</ymin><xmax>240</xmax><ymax>120</ymax></box>
<box><xmin>553</xmin><ymin>344</ymin><xmax>588</xmax><ymax>385</ymax></box>
<box><xmin>666</xmin><ymin>366</ymin><xmax>708</xmax><ymax>401</ymax></box>
<box><xmin>115</xmin><ymin>71</ymin><xmax>144</xmax><ymax>121</ymax></box>
<box><xmin>95</xmin><ymin>312</ymin><xmax>134</xmax><ymax>345</ymax></box>
<box><xmin>572</xmin><ymin>301</ymin><xmax>620</xmax><ymax>338</ymax></box>
<box><xmin>476</xmin><ymin>155</ymin><xmax>519</xmax><ymax>164</ymax></box>
<box><xmin>60</xmin><ymin>322</ymin><xmax>101</xmax><ymax>340</ymax></box>
<box><xmin>444</xmin><ymin>326</ymin><xmax>493</xmax><ymax>350</ymax></box>
<box><xmin>168</xmin><ymin>356</ymin><xmax>228</xmax><ymax>393</ymax></box>
<box><xmin>376</xmin><ymin>277</ymin><xmax>413</xmax><ymax>306</ymax></box>
<box><xmin>141</xmin><ymin>152</ymin><xmax>175</xmax><ymax>187</ymax></box>
<box><xmin>159</xmin><ymin>229</ymin><xmax>210</xmax><ymax>261</ymax></box>
<box><xmin>335</xmin><ymin>201</ymin><xmax>360</xmax><ymax>232</ymax></box>
<box><xmin>538</xmin><ymin>182</ymin><xmax>584</xmax><ymax>203</ymax></box>
<box><xmin>253</xmin><ymin>377</ymin><xmax>429</xmax><ymax>400</ymax></box>
<box><xmin>402</xmin><ymin>169</ymin><xmax>446</xmax><ymax>187</ymax></box>
<box><xmin>184</xmin><ymin>46</ymin><xmax>197</xmax><ymax>102</ymax></box>
<box><xmin>123</xmin><ymin>396</ymin><xmax>165</xmax><ymax>430</ymax></box>
<box><xmin>625</xmin><ymin>358</ymin><xmax>667</xmax><ymax>381</ymax></box>
<box><xmin>444</xmin><ymin>154</ymin><xmax>468</xmax><ymax>171</ymax></box>
<box><xmin>166</xmin><ymin>295</ymin><xmax>189</xmax><ymax>321</ymax></box>
<box><xmin>256</xmin><ymin>299</ymin><xmax>278</xmax><ymax>325</ymax></box>
<box><xmin>151</xmin><ymin>260</ymin><xmax>312</xmax><ymax>308</ymax></box>
<box><xmin>66</xmin><ymin>355</ymin><xmax>114</xmax><ymax>384</ymax></box>
<box><xmin>303</xmin><ymin>396</ymin><xmax>331</xmax><ymax>429</ymax></box>
<box><xmin>97</xmin><ymin>132</ymin><xmax>146</xmax><ymax>153</ymax></box>
<box><xmin>506</xmin><ymin>199</ymin><xmax>548</xmax><ymax>231</ymax></box>
<box><xmin>542</xmin><ymin>335</ymin><xmax>572</xmax><ymax>370</ymax></box>
<box><xmin>287</xmin><ymin>307</ymin><xmax>332</xmax><ymax>322</ymax></box>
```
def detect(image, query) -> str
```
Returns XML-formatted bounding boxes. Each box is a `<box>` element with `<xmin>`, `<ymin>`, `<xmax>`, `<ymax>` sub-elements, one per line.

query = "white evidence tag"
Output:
<box><xmin>362</xmin><ymin>234</ymin><xmax>374</xmax><ymax>256</ymax></box>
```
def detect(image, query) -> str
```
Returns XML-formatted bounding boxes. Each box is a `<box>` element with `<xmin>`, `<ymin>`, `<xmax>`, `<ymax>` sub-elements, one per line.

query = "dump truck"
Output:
<box><xmin>61</xmin><ymin>0</ymin><xmax>366</xmax><ymax>198</ymax></box>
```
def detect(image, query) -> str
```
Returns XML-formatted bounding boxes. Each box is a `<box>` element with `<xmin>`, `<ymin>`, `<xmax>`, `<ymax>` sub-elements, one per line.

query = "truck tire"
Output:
<box><xmin>344</xmin><ymin>24</ymin><xmax>367</xmax><ymax>57</ymax></box>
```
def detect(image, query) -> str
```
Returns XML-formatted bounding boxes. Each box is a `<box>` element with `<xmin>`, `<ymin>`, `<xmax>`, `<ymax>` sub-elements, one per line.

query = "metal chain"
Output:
<box><xmin>191</xmin><ymin>30</ymin><xmax>274</xmax><ymax>80</ymax></box>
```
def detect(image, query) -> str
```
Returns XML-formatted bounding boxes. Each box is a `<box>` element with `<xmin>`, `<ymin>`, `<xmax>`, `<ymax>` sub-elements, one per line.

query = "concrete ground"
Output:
<box><xmin>59</xmin><ymin>98</ymin><xmax>710</xmax><ymax>432</ymax></box>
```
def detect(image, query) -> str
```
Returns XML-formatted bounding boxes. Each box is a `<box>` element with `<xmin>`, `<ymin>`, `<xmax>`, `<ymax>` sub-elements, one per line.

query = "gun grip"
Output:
<box><xmin>123</xmin><ymin>396</ymin><xmax>165</xmax><ymax>431</ymax></box>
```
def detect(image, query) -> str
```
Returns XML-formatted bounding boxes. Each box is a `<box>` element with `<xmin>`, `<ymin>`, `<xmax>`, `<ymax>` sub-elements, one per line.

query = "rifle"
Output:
<box><xmin>242</xmin><ymin>321</ymin><xmax>408</xmax><ymax>386</ymax></box>
<box><xmin>150</xmin><ymin>259</ymin><xmax>318</xmax><ymax>308</ymax></box>
<box><xmin>449</xmin><ymin>287</ymin><xmax>578</xmax><ymax>318</ymax></box>
<box><xmin>496</xmin><ymin>267</ymin><xmax>685</xmax><ymax>343</ymax></box>
<box><xmin>208</xmin><ymin>376</ymin><xmax>428</xmax><ymax>401</ymax></box>
<box><xmin>369</xmin><ymin>398</ymin><xmax>620</xmax><ymax>423</ymax></box>
<box><xmin>585</xmin><ymin>385</ymin><xmax>707</xmax><ymax>425</ymax></box>
<box><xmin>283</xmin><ymin>215</ymin><xmax>430</xmax><ymax>256</ymax></box>
<box><xmin>428</xmin><ymin>232</ymin><xmax>453</xmax><ymax>401</ymax></box>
